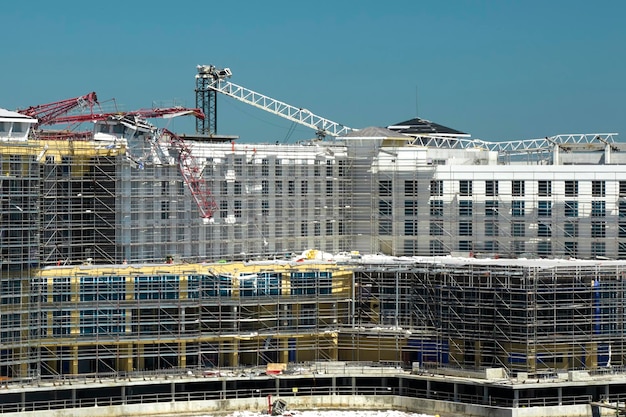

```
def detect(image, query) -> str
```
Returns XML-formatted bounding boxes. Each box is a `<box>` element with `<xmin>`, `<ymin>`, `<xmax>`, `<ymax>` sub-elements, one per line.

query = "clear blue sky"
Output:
<box><xmin>4</xmin><ymin>0</ymin><xmax>625</xmax><ymax>143</ymax></box>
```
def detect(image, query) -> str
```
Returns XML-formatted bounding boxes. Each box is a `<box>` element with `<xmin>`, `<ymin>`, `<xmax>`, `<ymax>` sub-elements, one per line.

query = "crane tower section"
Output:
<box><xmin>197</xmin><ymin>64</ymin><xmax>355</xmax><ymax>139</ymax></box>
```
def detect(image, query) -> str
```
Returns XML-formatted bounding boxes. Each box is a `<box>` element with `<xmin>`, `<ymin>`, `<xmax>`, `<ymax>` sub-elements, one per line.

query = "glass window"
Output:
<box><xmin>565</xmin><ymin>242</ymin><xmax>578</xmax><ymax>257</ymax></box>
<box><xmin>620</xmin><ymin>181</ymin><xmax>626</xmax><ymax>198</ymax></box>
<box><xmin>591</xmin><ymin>221</ymin><xmax>606</xmax><ymax>238</ymax></box>
<box><xmin>565</xmin><ymin>180</ymin><xmax>578</xmax><ymax>197</ymax></box>
<box><xmin>484</xmin><ymin>221</ymin><xmax>499</xmax><ymax>237</ymax></box>
<box><xmin>565</xmin><ymin>201</ymin><xmax>578</xmax><ymax>217</ymax></box>
<box><xmin>485</xmin><ymin>201</ymin><xmax>498</xmax><ymax>216</ymax></box>
<box><xmin>592</xmin><ymin>242</ymin><xmax>606</xmax><ymax>258</ymax></box>
<box><xmin>379</xmin><ymin>219</ymin><xmax>392</xmax><ymax>235</ymax></box>
<box><xmin>404</xmin><ymin>200</ymin><xmax>418</xmax><ymax>216</ymax></box>
<box><xmin>511</xmin><ymin>241</ymin><xmax>525</xmax><ymax>255</ymax></box>
<box><xmin>591</xmin><ymin>201</ymin><xmax>606</xmax><ymax>217</ymax></box>
<box><xmin>538</xmin><ymin>223</ymin><xmax>552</xmax><ymax>237</ymax></box>
<box><xmin>511</xmin><ymin>221</ymin><xmax>525</xmax><ymax>237</ymax></box>
<box><xmin>458</xmin><ymin>240</ymin><xmax>473</xmax><ymax>251</ymax></box>
<box><xmin>404</xmin><ymin>220</ymin><xmax>419</xmax><ymax>236</ymax></box>
<box><xmin>484</xmin><ymin>241</ymin><xmax>499</xmax><ymax>253</ymax></box>
<box><xmin>430</xmin><ymin>240</ymin><xmax>445</xmax><ymax>255</ymax></box>
<box><xmin>459</xmin><ymin>200</ymin><xmax>473</xmax><ymax>216</ymax></box>
<box><xmin>538</xmin><ymin>201</ymin><xmax>552</xmax><ymax>217</ymax></box>
<box><xmin>404</xmin><ymin>180</ymin><xmax>418</xmax><ymax>196</ymax></box>
<box><xmin>512</xmin><ymin>200</ymin><xmax>525</xmax><ymax>217</ymax></box>
<box><xmin>379</xmin><ymin>200</ymin><xmax>392</xmax><ymax>216</ymax></box>
<box><xmin>537</xmin><ymin>241</ymin><xmax>552</xmax><ymax>257</ymax></box>
<box><xmin>430</xmin><ymin>180</ymin><xmax>443</xmax><ymax>197</ymax></box>
<box><xmin>592</xmin><ymin>180</ymin><xmax>606</xmax><ymax>197</ymax></box>
<box><xmin>538</xmin><ymin>180</ymin><xmax>552</xmax><ymax>197</ymax></box>
<box><xmin>512</xmin><ymin>180</ymin><xmax>525</xmax><ymax>197</ymax></box>
<box><xmin>430</xmin><ymin>200</ymin><xmax>443</xmax><ymax>216</ymax></box>
<box><xmin>459</xmin><ymin>221</ymin><xmax>473</xmax><ymax>236</ymax></box>
<box><xmin>485</xmin><ymin>180</ymin><xmax>498</xmax><ymax>197</ymax></box>
<box><xmin>459</xmin><ymin>180</ymin><xmax>472</xmax><ymax>196</ymax></box>
<box><xmin>430</xmin><ymin>221</ymin><xmax>444</xmax><ymax>236</ymax></box>
<box><xmin>379</xmin><ymin>180</ymin><xmax>392</xmax><ymax>196</ymax></box>
<box><xmin>564</xmin><ymin>221</ymin><xmax>578</xmax><ymax>238</ymax></box>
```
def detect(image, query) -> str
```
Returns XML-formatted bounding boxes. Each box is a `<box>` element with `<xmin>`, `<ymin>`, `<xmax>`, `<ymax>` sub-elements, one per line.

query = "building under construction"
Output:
<box><xmin>1</xmin><ymin>67</ymin><xmax>626</xmax><ymax>381</ymax></box>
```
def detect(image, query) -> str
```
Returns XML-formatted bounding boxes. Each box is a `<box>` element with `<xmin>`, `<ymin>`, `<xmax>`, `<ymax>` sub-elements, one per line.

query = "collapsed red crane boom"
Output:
<box><xmin>18</xmin><ymin>92</ymin><xmax>204</xmax><ymax>126</ymax></box>
<box><xmin>18</xmin><ymin>92</ymin><xmax>99</xmax><ymax>125</ymax></box>
<box><xmin>49</xmin><ymin>107</ymin><xmax>205</xmax><ymax>125</ymax></box>
<box><xmin>162</xmin><ymin>128</ymin><xmax>217</xmax><ymax>220</ymax></box>
<box><xmin>20</xmin><ymin>94</ymin><xmax>214</xmax><ymax>220</ymax></box>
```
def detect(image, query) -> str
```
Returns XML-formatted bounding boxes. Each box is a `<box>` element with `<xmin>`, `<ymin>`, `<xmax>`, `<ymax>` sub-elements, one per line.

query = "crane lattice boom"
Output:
<box><xmin>205</xmin><ymin>76</ymin><xmax>354</xmax><ymax>138</ymax></box>
<box><xmin>162</xmin><ymin>128</ymin><xmax>217</xmax><ymax>220</ymax></box>
<box><xmin>18</xmin><ymin>92</ymin><xmax>99</xmax><ymax>126</ymax></box>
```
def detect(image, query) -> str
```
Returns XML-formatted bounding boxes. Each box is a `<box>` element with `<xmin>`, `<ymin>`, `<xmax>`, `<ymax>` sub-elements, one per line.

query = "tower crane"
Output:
<box><xmin>196</xmin><ymin>64</ymin><xmax>356</xmax><ymax>139</ymax></box>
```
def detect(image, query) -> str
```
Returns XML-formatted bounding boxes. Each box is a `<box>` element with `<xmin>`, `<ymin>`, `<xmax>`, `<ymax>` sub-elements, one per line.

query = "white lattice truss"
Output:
<box><xmin>409</xmin><ymin>133</ymin><xmax>619</xmax><ymax>155</ymax></box>
<box><xmin>207</xmin><ymin>79</ymin><xmax>355</xmax><ymax>138</ymax></box>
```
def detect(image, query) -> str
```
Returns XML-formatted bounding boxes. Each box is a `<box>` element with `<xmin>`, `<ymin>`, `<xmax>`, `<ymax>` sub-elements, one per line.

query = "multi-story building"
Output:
<box><xmin>1</xmin><ymin>104</ymin><xmax>626</xmax><ymax>380</ymax></box>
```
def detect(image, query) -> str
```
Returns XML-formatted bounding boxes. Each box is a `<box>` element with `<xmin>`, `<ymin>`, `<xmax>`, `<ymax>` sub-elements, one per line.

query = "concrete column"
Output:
<box><xmin>558</xmin><ymin>387</ymin><xmax>562</xmax><ymax>406</ymax></box>
<box><xmin>179</xmin><ymin>341</ymin><xmax>186</xmax><ymax>368</ymax></box>
<box><xmin>71</xmin><ymin>388</ymin><xmax>76</xmax><ymax>407</ymax></box>
<box><xmin>426</xmin><ymin>380</ymin><xmax>431</xmax><ymax>399</ymax></box>
<box><xmin>71</xmin><ymin>345</ymin><xmax>79</xmax><ymax>375</ymax></box>
<box><xmin>122</xmin><ymin>343</ymin><xmax>133</xmax><ymax>372</ymax></box>
<box><xmin>121</xmin><ymin>385</ymin><xmax>126</xmax><ymax>405</ymax></box>
<box><xmin>278</xmin><ymin>338</ymin><xmax>289</xmax><ymax>364</ymax></box>
<box><xmin>171</xmin><ymin>381</ymin><xmax>175</xmax><ymax>402</ymax></box>
<box><xmin>513</xmin><ymin>389</ymin><xmax>519</xmax><ymax>408</ymax></box>
<box><xmin>453</xmin><ymin>383</ymin><xmax>458</xmax><ymax>402</ymax></box>
<box><xmin>137</xmin><ymin>344</ymin><xmax>145</xmax><ymax>370</ymax></box>
<box><xmin>352</xmin><ymin>376</ymin><xmax>356</xmax><ymax>395</ymax></box>
<box><xmin>332</xmin><ymin>376</ymin><xmax>336</xmax><ymax>395</ymax></box>
<box><xmin>483</xmin><ymin>386</ymin><xmax>488</xmax><ymax>404</ymax></box>
<box><xmin>222</xmin><ymin>379</ymin><xmax>227</xmax><ymax>400</ymax></box>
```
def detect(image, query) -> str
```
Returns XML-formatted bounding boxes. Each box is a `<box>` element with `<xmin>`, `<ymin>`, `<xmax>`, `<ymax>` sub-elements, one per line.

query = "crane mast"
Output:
<box><xmin>197</xmin><ymin>64</ymin><xmax>355</xmax><ymax>139</ymax></box>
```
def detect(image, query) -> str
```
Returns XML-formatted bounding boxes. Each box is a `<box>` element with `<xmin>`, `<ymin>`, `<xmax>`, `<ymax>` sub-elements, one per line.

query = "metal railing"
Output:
<box><xmin>0</xmin><ymin>381</ymin><xmax>599</xmax><ymax>414</ymax></box>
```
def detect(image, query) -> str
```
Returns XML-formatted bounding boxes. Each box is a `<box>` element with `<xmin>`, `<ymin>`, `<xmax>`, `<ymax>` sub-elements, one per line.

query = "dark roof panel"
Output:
<box><xmin>387</xmin><ymin>117</ymin><xmax>469</xmax><ymax>137</ymax></box>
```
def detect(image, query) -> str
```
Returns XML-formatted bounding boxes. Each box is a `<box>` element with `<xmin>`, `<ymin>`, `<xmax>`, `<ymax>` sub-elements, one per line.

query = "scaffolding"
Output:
<box><xmin>353</xmin><ymin>258</ymin><xmax>626</xmax><ymax>376</ymax></box>
<box><xmin>0</xmin><ymin>261</ymin><xmax>352</xmax><ymax>378</ymax></box>
<box><xmin>4</xmin><ymin>103</ymin><xmax>626</xmax><ymax>380</ymax></box>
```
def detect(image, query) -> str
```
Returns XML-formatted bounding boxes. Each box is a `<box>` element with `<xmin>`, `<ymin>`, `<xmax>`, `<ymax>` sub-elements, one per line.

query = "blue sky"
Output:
<box><xmin>4</xmin><ymin>0</ymin><xmax>625</xmax><ymax>143</ymax></box>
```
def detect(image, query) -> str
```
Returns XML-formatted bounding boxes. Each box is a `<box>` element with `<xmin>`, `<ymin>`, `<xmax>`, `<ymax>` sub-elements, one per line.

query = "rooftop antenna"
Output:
<box><xmin>415</xmin><ymin>85</ymin><xmax>419</xmax><ymax>117</ymax></box>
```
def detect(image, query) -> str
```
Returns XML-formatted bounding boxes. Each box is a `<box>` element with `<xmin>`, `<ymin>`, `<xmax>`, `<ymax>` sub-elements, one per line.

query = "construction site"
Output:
<box><xmin>1</xmin><ymin>64</ymin><xmax>626</xmax><ymax>389</ymax></box>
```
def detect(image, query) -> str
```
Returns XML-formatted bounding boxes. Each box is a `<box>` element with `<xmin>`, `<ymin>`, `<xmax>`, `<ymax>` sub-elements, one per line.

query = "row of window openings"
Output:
<box><xmin>391</xmin><ymin>180</ymin><xmax>617</xmax><ymax>197</ymax></box>
<box><xmin>209</xmin><ymin>159</ymin><xmax>345</xmax><ymax>177</ymax></box>
<box><xmin>221</xmin><ymin>180</ymin><xmax>341</xmax><ymax>196</ymax></box>
<box><xmin>423</xmin><ymin>240</ymin><xmax>614</xmax><ymax>257</ymax></box>
<box><xmin>381</xmin><ymin>200</ymin><xmax>624</xmax><ymax>217</ymax></box>
<box><xmin>423</xmin><ymin>221</ymin><xmax>617</xmax><ymax>238</ymax></box>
